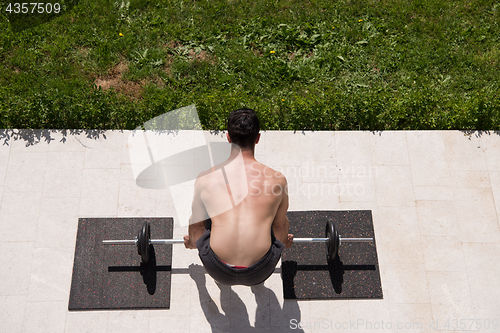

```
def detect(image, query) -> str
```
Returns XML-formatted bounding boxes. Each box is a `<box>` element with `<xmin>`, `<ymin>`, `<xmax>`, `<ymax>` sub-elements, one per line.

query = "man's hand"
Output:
<box><xmin>184</xmin><ymin>235</ymin><xmax>197</xmax><ymax>249</ymax></box>
<box><xmin>285</xmin><ymin>234</ymin><xmax>294</xmax><ymax>248</ymax></box>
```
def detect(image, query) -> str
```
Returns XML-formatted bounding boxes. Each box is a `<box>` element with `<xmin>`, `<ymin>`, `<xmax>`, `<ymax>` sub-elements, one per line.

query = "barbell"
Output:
<box><xmin>102</xmin><ymin>221</ymin><xmax>374</xmax><ymax>264</ymax></box>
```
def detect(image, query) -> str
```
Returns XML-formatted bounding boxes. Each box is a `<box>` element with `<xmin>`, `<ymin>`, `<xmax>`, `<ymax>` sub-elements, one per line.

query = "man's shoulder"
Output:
<box><xmin>196</xmin><ymin>167</ymin><xmax>213</xmax><ymax>179</ymax></box>
<box><xmin>195</xmin><ymin>166</ymin><xmax>221</xmax><ymax>188</ymax></box>
<box><xmin>255</xmin><ymin>162</ymin><xmax>287</xmax><ymax>183</ymax></box>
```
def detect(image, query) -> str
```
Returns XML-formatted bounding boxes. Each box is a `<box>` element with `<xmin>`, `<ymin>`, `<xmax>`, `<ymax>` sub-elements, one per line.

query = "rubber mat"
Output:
<box><xmin>69</xmin><ymin>217</ymin><xmax>173</xmax><ymax>310</ymax></box>
<box><xmin>282</xmin><ymin>211</ymin><xmax>382</xmax><ymax>300</ymax></box>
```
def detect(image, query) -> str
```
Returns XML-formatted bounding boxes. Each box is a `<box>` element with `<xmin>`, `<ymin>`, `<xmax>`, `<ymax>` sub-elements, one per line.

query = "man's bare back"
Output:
<box><xmin>204</xmin><ymin>159</ymin><xmax>289</xmax><ymax>266</ymax></box>
<box><xmin>184</xmin><ymin>147</ymin><xmax>292</xmax><ymax>267</ymax></box>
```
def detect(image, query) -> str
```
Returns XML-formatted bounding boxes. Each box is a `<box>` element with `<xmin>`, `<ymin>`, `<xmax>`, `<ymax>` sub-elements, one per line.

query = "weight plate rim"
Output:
<box><xmin>326</xmin><ymin>219</ymin><xmax>339</xmax><ymax>263</ymax></box>
<box><xmin>139</xmin><ymin>221</ymin><xmax>150</xmax><ymax>263</ymax></box>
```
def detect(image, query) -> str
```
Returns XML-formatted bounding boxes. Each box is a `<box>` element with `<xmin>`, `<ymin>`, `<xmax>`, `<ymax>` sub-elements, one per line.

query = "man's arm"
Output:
<box><xmin>184</xmin><ymin>220</ymin><xmax>206</xmax><ymax>249</ymax></box>
<box><xmin>272</xmin><ymin>178</ymin><xmax>293</xmax><ymax>248</ymax></box>
<box><xmin>184</xmin><ymin>177</ymin><xmax>209</xmax><ymax>249</ymax></box>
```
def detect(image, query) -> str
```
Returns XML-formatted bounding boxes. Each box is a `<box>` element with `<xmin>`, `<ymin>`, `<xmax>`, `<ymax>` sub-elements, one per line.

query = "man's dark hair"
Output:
<box><xmin>227</xmin><ymin>109</ymin><xmax>260</xmax><ymax>149</ymax></box>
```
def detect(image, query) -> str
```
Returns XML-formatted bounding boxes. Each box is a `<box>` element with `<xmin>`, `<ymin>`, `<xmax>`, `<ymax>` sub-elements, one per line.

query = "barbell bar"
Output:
<box><xmin>102</xmin><ymin>221</ymin><xmax>374</xmax><ymax>264</ymax></box>
<box><xmin>102</xmin><ymin>238</ymin><xmax>373</xmax><ymax>245</ymax></box>
<box><xmin>292</xmin><ymin>238</ymin><xmax>374</xmax><ymax>243</ymax></box>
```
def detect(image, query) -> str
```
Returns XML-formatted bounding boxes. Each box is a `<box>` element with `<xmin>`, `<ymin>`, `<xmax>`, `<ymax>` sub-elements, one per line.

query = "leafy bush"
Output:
<box><xmin>0</xmin><ymin>0</ymin><xmax>498</xmax><ymax>130</ymax></box>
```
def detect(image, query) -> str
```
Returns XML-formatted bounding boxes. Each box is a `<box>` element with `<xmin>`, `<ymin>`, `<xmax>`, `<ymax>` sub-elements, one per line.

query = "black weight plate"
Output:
<box><xmin>137</xmin><ymin>222</ymin><xmax>151</xmax><ymax>263</ymax></box>
<box><xmin>136</xmin><ymin>226</ymin><xmax>142</xmax><ymax>256</ymax></box>
<box><xmin>326</xmin><ymin>219</ymin><xmax>339</xmax><ymax>263</ymax></box>
<box><xmin>143</xmin><ymin>222</ymin><xmax>151</xmax><ymax>263</ymax></box>
<box><xmin>325</xmin><ymin>220</ymin><xmax>333</xmax><ymax>262</ymax></box>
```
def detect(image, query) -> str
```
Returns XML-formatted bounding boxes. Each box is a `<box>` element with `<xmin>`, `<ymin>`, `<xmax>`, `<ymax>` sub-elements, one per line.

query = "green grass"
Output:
<box><xmin>0</xmin><ymin>0</ymin><xmax>499</xmax><ymax>130</ymax></box>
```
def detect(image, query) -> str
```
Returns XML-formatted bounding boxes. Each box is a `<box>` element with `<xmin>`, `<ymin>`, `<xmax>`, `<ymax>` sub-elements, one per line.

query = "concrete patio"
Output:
<box><xmin>0</xmin><ymin>129</ymin><xmax>499</xmax><ymax>332</ymax></box>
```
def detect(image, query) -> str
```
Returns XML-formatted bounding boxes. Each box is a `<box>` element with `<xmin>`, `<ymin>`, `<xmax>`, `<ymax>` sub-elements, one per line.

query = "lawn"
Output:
<box><xmin>0</xmin><ymin>0</ymin><xmax>499</xmax><ymax>130</ymax></box>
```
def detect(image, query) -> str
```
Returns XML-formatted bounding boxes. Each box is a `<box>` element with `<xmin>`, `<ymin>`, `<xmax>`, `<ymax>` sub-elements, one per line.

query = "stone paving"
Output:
<box><xmin>0</xmin><ymin>129</ymin><xmax>499</xmax><ymax>332</ymax></box>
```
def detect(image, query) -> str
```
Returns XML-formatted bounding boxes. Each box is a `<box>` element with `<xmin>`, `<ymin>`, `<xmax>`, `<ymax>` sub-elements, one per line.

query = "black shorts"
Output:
<box><xmin>195</xmin><ymin>220</ymin><xmax>285</xmax><ymax>286</ymax></box>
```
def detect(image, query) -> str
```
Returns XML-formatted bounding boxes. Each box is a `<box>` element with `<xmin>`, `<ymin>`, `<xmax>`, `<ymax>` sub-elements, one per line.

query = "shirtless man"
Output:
<box><xmin>183</xmin><ymin>109</ymin><xmax>293</xmax><ymax>285</ymax></box>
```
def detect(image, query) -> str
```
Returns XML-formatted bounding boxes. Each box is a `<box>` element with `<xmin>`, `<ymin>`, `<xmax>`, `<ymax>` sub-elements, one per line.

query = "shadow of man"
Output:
<box><xmin>189</xmin><ymin>264</ymin><xmax>305</xmax><ymax>332</ymax></box>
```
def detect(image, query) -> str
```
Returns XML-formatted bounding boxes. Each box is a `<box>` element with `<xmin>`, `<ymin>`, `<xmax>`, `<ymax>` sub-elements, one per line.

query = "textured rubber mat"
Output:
<box><xmin>69</xmin><ymin>217</ymin><xmax>173</xmax><ymax>310</ymax></box>
<box><xmin>282</xmin><ymin>211</ymin><xmax>382</xmax><ymax>300</ymax></box>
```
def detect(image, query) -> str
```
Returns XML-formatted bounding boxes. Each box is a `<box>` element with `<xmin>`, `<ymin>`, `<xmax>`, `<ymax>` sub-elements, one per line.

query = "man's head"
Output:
<box><xmin>227</xmin><ymin>109</ymin><xmax>260</xmax><ymax>150</ymax></box>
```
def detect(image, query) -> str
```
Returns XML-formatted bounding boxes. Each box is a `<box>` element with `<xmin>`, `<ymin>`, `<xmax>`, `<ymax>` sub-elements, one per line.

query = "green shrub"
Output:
<box><xmin>0</xmin><ymin>0</ymin><xmax>498</xmax><ymax>130</ymax></box>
